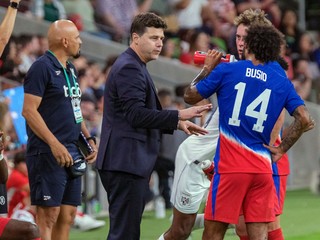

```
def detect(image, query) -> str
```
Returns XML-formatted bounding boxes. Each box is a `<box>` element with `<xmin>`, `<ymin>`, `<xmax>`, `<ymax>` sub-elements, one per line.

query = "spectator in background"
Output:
<box><xmin>179</xmin><ymin>30</ymin><xmax>210</xmax><ymax>66</ymax></box>
<box><xmin>279</xmin><ymin>8</ymin><xmax>303</xmax><ymax>55</ymax></box>
<box><xmin>0</xmin><ymin>0</ymin><xmax>32</xmax><ymax>14</ymax></box>
<box><xmin>17</xmin><ymin>34</ymin><xmax>40</xmax><ymax>77</ymax></box>
<box><xmin>279</xmin><ymin>33</ymin><xmax>294</xmax><ymax>80</ymax></box>
<box><xmin>62</xmin><ymin>0</ymin><xmax>98</xmax><ymax>33</ymax></box>
<box><xmin>311</xmin><ymin>32</ymin><xmax>320</xmax><ymax>70</ymax></box>
<box><xmin>77</xmin><ymin>68</ymin><xmax>95</xmax><ymax>97</ymax></box>
<box><xmin>80</xmin><ymin>93</ymin><xmax>98</xmax><ymax>136</ymax></box>
<box><xmin>160</xmin><ymin>37</ymin><xmax>179</xmax><ymax>59</ymax></box>
<box><xmin>232</xmin><ymin>0</ymin><xmax>281</xmax><ymax>28</ymax></box>
<box><xmin>293</xmin><ymin>31</ymin><xmax>320</xmax><ymax>80</ymax></box>
<box><xmin>94</xmin><ymin>0</ymin><xmax>154</xmax><ymax>42</ymax></box>
<box><xmin>207</xmin><ymin>0</ymin><xmax>237</xmax><ymax>44</ymax></box>
<box><xmin>31</xmin><ymin>0</ymin><xmax>66</xmax><ymax>22</ymax></box>
<box><xmin>291</xmin><ymin>57</ymin><xmax>313</xmax><ymax>101</ymax></box>
<box><xmin>92</xmin><ymin>55</ymin><xmax>118</xmax><ymax>93</ymax></box>
<box><xmin>72</xmin><ymin>55</ymin><xmax>88</xmax><ymax>71</ymax></box>
<box><xmin>0</xmin><ymin>37</ymin><xmax>22</xmax><ymax>82</ymax></box>
<box><xmin>87</xmin><ymin>60</ymin><xmax>103</xmax><ymax>90</ymax></box>
<box><xmin>37</xmin><ymin>34</ymin><xmax>49</xmax><ymax>55</ymax></box>
<box><xmin>169</xmin><ymin>0</ymin><xmax>221</xmax><ymax>47</ymax></box>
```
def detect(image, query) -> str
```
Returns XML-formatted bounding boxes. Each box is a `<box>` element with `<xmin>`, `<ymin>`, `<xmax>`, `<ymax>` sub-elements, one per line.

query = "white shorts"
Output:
<box><xmin>170</xmin><ymin>109</ymin><xmax>219</xmax><ymax>214</ymax></box>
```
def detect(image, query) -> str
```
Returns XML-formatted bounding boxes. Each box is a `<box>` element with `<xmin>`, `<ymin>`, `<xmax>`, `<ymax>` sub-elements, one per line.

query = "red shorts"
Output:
<box><xmin>205</xmin><ymin>173</ymin><xmax>275</xmax><ymax>224</ymax></box>
<box><xmin>273</xmin><ymin>175</ymin><xmax>287</xmax><ymax>215</ymax></box>
<box><xmin>0</xmin><ymin>217</ymin><xmax>10</xmax><ymax>236</ymax></box>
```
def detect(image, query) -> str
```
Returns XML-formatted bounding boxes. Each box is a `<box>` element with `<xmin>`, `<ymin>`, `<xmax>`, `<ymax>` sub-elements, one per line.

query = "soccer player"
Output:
<box><xmin>184</xmin><ymin>23</ymin><xmax>313</xmax><ymax>240</ymax></box>
<box><xmin>158</xmin><ymin>9</ymin><xmax>288</xmax><ymax>240</ymax></box>
<box><xmin>158</xmin><ymin>107</ymin><xmax>219</xmax><ymax>240</ymax></box>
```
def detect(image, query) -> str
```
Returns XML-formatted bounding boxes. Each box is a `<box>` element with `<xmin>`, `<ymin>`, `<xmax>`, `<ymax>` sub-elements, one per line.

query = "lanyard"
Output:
<box><xmin>48</xmin><ymin>50</ymin><xmax>77</xmax><ymax>98</ymax></box>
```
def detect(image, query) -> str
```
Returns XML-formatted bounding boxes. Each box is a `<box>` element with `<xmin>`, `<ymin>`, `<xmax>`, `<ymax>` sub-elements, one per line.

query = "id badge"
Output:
<box><xmin>71</xmin><ymin>97</ymin><xmax>83</xmax><ymax>123</ymax></box>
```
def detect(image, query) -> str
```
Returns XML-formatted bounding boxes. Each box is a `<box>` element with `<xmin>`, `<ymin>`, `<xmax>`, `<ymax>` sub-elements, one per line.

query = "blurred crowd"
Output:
<box><xmin>0</xmin><ymin>0</ymin><xmax>319</xmax><ymax>102</ymax></box>
<box><xmin>0</xmin><ymin>0</ymin><xmax>319</xmax><ymax>222</ymax></box>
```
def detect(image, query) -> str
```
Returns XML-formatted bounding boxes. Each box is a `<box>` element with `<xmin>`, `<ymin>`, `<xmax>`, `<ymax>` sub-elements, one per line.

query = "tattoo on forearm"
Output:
<box><xmin>191</xmin><ymin>68</ymin><xmax>209</xmax><ymax>86</ymax></box>
<box><xmin>280</xmin><ymin>107</ymin><xmax>306</xmax><ymax>152</ymax></box>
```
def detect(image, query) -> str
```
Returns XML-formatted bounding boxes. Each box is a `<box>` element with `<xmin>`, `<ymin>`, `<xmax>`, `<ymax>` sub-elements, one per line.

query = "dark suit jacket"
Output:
<box><xmin>96</xmin><ymin>48</ymin><xmax>179</xmax><ymax>178</ymax></box>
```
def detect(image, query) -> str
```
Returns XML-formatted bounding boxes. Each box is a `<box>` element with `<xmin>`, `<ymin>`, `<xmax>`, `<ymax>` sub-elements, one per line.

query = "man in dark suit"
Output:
<box><xmin>96</xmin><ymin>12</ymin><xmax>212</xmax><ymax>240</ymax></box>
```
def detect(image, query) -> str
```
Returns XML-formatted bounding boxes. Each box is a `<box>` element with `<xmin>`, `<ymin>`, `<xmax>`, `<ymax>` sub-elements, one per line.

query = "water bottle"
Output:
<box><xmin>200</xmin><ymin>160</ymin><xmax>214</xmax><ymax>181</ymax></box>
<box><xmin>193</xmin><ymin>51</ymin><xmax>236</xmax><ymax>65</ymax></box>
<box><xmin>200</xmin><ymin>160</ymin><xmax>214</xmax><ymax>175</ymax></box>
<box><xmin>155</xmin><ymin>196</ymin><xmax>166</xmax><ymax>219</ymax></box>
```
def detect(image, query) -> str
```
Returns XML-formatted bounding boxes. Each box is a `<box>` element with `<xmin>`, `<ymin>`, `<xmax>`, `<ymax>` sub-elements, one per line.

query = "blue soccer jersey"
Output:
<box><xmin>196</xmin><ymin>60</ymin><xmax>304</xmax><ymax>174</ymax></box>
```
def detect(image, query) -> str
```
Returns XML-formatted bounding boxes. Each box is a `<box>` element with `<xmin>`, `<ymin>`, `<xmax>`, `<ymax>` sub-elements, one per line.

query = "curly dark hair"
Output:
<box><xmin>276</xmin><ymin>56</ymin><xmax>289</xmax><ymax>71</ymax></box>
<box><xmin>130</xmin><ymin>12</ymin><xmax>167</xmax><ymax>38</ymax></box>
<box><xmin>245</xmin><ymin>24</ymin><xmax>281</xmax><ymax>63</ymax></box>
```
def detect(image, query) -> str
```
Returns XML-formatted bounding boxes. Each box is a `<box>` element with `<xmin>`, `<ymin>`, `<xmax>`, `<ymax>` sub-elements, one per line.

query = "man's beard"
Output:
<box><xmin>74</xmin><ymin>50</ymin><xmax>81</xmax><ymax>59</ymax></box>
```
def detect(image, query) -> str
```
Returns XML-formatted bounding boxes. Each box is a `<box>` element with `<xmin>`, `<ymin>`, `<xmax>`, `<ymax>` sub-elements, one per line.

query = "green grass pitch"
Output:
<box><xmin>70</xmin><ymin>189</ymin><xmax>320</xmax><ymax>239</ymax></box>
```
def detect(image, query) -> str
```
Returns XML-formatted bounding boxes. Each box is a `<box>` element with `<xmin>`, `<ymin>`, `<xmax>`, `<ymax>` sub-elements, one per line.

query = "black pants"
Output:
<box><xmin>99</xmin><ymin>170</ymin><xmax>149</xmax><ymax>240</ymax></box>
<box><xmin>154</xmin><ymin>156</ymin><xmax>175</xmax><ymax>208</ymax></box>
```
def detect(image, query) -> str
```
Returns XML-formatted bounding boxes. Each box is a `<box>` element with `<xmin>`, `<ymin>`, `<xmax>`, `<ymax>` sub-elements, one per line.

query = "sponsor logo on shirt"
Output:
<box><xmin>63</xmin><ymin>82</ymin><xmax>82</xmax><ymax>98</ymax></box>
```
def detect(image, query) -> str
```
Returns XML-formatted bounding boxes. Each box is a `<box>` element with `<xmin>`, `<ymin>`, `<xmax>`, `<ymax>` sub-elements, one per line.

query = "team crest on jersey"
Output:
<box><xmin>180</xmin><ymin>193</ymin><xmax>191</xmax><ymax>206</ymax></box>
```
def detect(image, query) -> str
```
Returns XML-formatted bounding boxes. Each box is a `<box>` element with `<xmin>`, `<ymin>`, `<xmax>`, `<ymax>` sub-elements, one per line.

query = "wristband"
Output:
<box><xmin>0</xmin><ymin>154</ymin><xmax>3</xmax><ymax>161</ymax></box>
<box><xmin>9</xmin><ymin>1</ymin><xmax>19</xmax><ymax>9</ymax></box>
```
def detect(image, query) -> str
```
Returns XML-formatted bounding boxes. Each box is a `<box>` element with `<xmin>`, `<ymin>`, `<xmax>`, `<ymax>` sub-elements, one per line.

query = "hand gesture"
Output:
<box><xmin>178</xmin><ymin>120</ymin><xmax>209</xmax><ymax>135</ymax></box>
<box><xmin>178</xmin><ymin>104</ymin><xmax>212</xmax><ymax>120</ymax></box>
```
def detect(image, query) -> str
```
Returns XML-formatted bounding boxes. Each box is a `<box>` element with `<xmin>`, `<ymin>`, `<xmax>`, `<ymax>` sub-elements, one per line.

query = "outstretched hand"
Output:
<box><xmin>178</xmin><ymin>120</ymin><xmax>209</xmax><ymax>135</ymax></box>
<box><xmin>179</xmin><ymin>104</ymin><xmax>212</xmax><ymax>121</ymax></box>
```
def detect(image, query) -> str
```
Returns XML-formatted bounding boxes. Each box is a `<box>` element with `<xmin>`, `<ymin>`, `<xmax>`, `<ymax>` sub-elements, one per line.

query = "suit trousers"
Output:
<box><xmin>99</xmin><ymin>170</ymin><xmax>150</xmax><ymax>240</ymax></box>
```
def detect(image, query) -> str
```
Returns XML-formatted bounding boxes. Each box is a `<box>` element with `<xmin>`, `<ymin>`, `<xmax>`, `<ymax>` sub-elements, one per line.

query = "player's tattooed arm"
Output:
<box><xmin>191</xmin><ymin>67</ymin><xmax>211</xmax><ymax>86</ymax></box>
<box><xmin>280</xmin><ymin>105</ymin><xmax>314</xmax><ymax>153</ymax></box>
<box><xmin>184</xmin><ymin>50</ymin><xmax>222</xmax><ymax>105</ymax></box>
<box><xmin>184</xmin><ymin>67</ymin><xmax>210</xmax><ymax>105</ymax></box>
<box><xmin>265</xmin><ymin>105</ymin><xmax>314</xmax><ymax>163</ymax></box>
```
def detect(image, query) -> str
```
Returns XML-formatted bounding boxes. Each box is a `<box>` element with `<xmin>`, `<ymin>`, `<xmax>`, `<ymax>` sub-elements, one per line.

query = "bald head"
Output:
<box><xmin>47</xmin><ymin>19</ymin><xmax>82</xmax><ymax>59</ymax></box>
<box><xmin>47</xmin><ymin>20</ymin><xmax>79</xmax><ymax>50</ymax></box>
